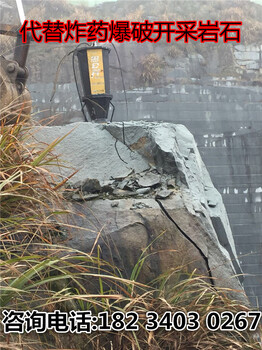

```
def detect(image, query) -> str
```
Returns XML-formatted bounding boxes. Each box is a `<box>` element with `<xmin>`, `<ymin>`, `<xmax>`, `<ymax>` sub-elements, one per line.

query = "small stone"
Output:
<box><xmin>72</xmin><ymin>193</ymin><xmax>82</xmax><ymax>201</ymax></box>
<box><xmin>138</xmin><ymin>173</ymin><xmax>161</xmax><ymax>188</ymax></box>
<box><xmin>83</xmin><ymin>194</ymin><xmax>99</xmax><ymax>201</ymax></box>
<box><xmin>82</xmin><ymin>178</ymin><xmax>101</xmax><ymax>193</ymax></box>
<box><xmin>111</xmin><ymin>201</ymin><xmax>119</xmax><ymax>207</ymax></box>
<box><xmin>118</xmin><ymin>180</ymin><xmax>127</xmax><ymax>189</ymax></box>
<box><xmin>167</xmin><ymin>179</ymin><xmax>176</xmax><ymax>188</ymax></box>
<box><xmin>136</xmin><ymin>187</ymin><xmax>151</xmax><ymax>195</ymax></box>
<box><xmin>113</xmin><ymin>189</ymin><xmax>137</xmax><ymax>197</ymax></box>
<box><xmin>118</xmin><ymin>179</ymin><xmax>133</xmax><ymax>190</ymax></box>
<box><xmin>101</xmin><ymin>184</ymin><xmax>114</xmax><ymax>194</ymax></box>
<box><xmin>156</xmin><ymin>189</ymin><xmax>172</xmax><ymax>199</ymax></box>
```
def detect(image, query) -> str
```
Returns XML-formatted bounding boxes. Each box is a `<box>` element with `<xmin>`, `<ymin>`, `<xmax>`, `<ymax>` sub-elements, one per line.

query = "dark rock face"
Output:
<box><xmin>33</xmin><ymin>121</ymin><xmax>248</xmax><ymax>304</ymax></box>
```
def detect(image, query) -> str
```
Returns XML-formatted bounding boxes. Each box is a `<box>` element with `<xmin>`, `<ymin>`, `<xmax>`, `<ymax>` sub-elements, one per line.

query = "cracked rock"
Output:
<box><xmin>33</xmin><ymin>121</ymin><xmax>247</xmax><ymax>305</ymax></box>
<box><xmin>137</xmin><ymin>173</ymin><xmax>161</xmax><ymax>188</ymax></box>
<box><xmin>156</xmin><ymin>189</ymin><xmax>172</xmax><ymax>199</ymax></box>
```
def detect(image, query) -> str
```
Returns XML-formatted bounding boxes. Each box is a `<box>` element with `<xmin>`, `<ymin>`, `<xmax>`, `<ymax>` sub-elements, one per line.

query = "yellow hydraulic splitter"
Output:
<box><xmin>74</xmin><ymin>44</ymin><xmax>114</xmax><ymax>122</ymax></box>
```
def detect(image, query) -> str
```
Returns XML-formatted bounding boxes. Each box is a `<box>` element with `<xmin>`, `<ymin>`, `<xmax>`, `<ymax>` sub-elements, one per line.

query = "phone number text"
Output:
<box><xmin>1</xmin><ymin>310</ymin><xmax>261</xmax><ymax>333</ymax></box>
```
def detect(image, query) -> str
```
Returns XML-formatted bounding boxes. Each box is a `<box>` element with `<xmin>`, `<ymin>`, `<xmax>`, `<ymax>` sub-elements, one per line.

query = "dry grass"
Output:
<box><xmin>0</xmin><ymin>109</ymin><xmax>72</xmax><ymax>246</ymax></box>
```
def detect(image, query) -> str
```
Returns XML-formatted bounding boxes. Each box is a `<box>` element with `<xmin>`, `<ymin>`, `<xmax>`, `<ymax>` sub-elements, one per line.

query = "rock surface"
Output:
<box><xmin>34</xmin><ymin>121</ymin><xmax>247</xmax><ymax>304</ymax></box>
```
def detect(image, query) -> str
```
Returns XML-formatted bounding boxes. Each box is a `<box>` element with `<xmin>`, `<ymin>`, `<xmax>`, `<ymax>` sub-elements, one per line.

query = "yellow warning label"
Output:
<box><xmin>87</xmin><ymin>49</ymin><xmax>105</xmax><ymax>95</ymax></box>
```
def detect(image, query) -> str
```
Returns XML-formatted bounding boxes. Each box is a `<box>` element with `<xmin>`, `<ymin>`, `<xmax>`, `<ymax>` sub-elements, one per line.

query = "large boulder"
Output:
<box><xmin>33</xmin><ymin>121</ymin><xmax>247</xmax><ymax>304</ymax></box>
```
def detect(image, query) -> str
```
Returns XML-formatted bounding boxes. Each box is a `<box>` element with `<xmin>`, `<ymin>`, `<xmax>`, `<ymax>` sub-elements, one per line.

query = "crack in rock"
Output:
<box><xmin>155</xmin><ymin>197</ymin><xmax>215</xmax><ymax>287</ymax></box>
